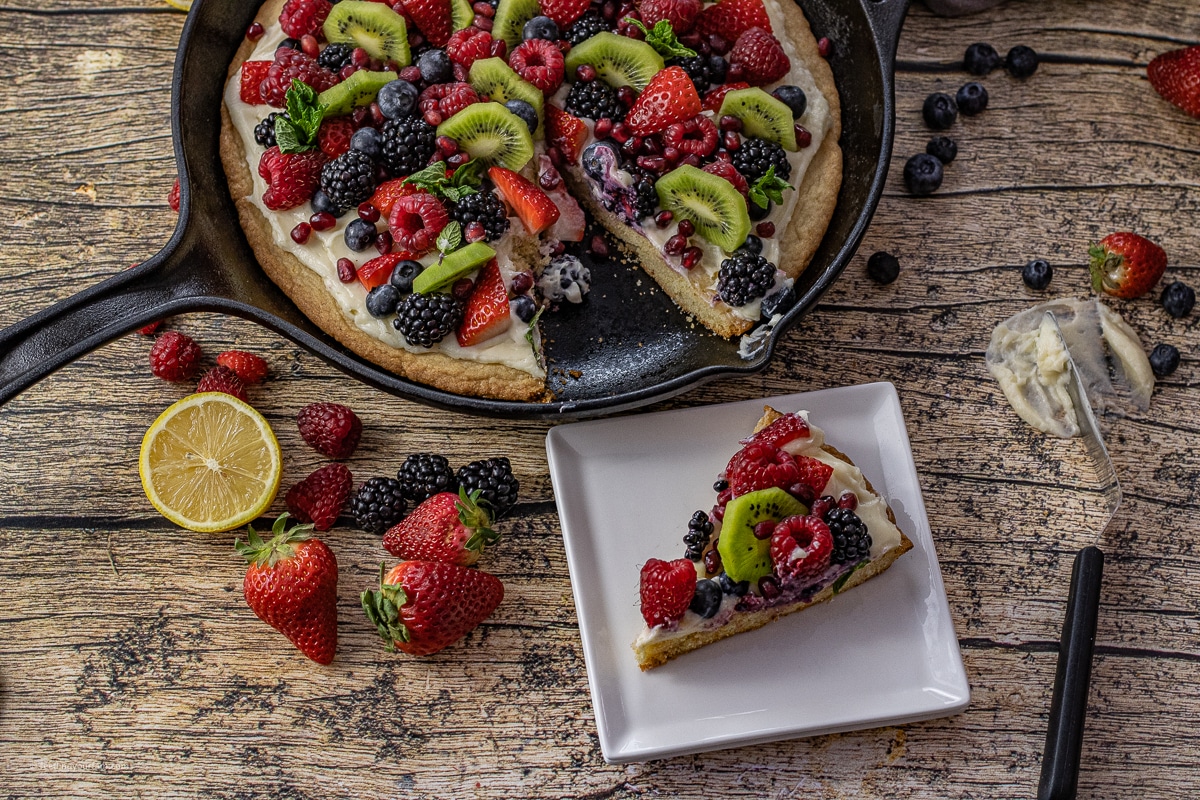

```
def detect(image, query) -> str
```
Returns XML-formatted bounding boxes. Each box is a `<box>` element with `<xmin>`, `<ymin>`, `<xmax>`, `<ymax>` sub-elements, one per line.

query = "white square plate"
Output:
<box><xmin>545</xmin><ymin>382</ymin><xmax>970</xmax><ymax>764</ymax></box>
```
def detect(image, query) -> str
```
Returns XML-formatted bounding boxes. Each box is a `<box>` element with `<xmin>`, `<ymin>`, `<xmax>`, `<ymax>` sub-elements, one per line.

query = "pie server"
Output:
<box><xmin>0</xmin><ymin>0</ymin><xmax>911</xmax><ymax>419</ymax></box>
<box><xmin>1038</xmin><ymin>311</ymin><xmax>1121</xmax><ymax>800</ymax></box>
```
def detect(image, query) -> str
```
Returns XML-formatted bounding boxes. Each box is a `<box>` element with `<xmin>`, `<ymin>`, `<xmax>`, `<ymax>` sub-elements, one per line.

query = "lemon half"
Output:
<box><xmin>162</xmin><ymin>0</ymin><xmax>192</xmax><ymax>11</ymax></box>
<box><xmin>139</xmin><ymin>393</ymin><xmax>282</xmax><ymax>532</ymax></box>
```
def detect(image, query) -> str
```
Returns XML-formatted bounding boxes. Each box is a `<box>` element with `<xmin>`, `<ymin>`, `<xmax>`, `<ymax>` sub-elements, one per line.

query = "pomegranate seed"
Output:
<box><xmin>681</xmin><ymin>247</ymin><xmax>702</xmax><ymax>269</ymax></box>
<box><xmin>539</xmin><ymin>169</ymin><xmax>562</xmax><ymax>190</ymax></box>
<box><xmin>663</xmin><ymin>146</ymin><xmax>680</xmax><ymax>163</ymax></box>
<box><xmin>309</xmin><ymin>212</ymin><xmax>336</xmax><ymax>231</ymax></box>
<box><xmin>758</xmin><ymin>575</ymin><xmax>781</xmax><ymax>599</ymax></box>
<box><xmin>795</xmin><ymin>125</ymin><xmax>812</xmax><ymax>148</ymax></box>
<box><xmin>576</xmin><ymin>64</ymin><xmax>597</xmax><ymax>82</ymax></box>
<box><xmin>400</xmin><ymin>65</ymin><xmax>422</xmax><ymax>83</ymax></box>
<box><xmin>590</xmin><ymin>234</ymin><xmax>609</xmax><ymax>257</ymax></box>
<box><xmin>336</xmin><ymin>258</ymin><xmax>357</xmax><ymax>283</ymax></box>
<box><xmin>756</xmin><ymin>221</ymin><xmax>775</xmax><ymax>238</ymax></box>
<box><xmin>407</xmin><ymin>34</ymin><xmax>425</xmax><ymax>52</ymax></box>
<box><xmin>817</xmin><ymin>36</ymin><xmax>832</xmax><ymax>58</ymax></box>
<box><xmin>723</xmin><ymin>131</ymin><xmax>741</xmax><ymax>151</ymax></box>
<box><xmin>473</xmin><ymin>0</ymin><xmax>494</xmax><ymax>15</ymax></box>
<box><xmin>697</xmin><ymin>40</ymin><xmax>712</xmax><ymax>56</ymax></box>
<box><xmin>370</xmin><ymin>102</ymin><xmax>386</xmax><ymax>126</ymax></box>
<box><xmin>547</xmin><ymin>146</ymin><xmax>565</xmax><ymax>168</ymax></box>
<box><xmin>451</xmin><ymin>277</ymin><xmax>475</xmax><ymax>300</ymax></box>
<box><xmin>424</xmin><ymin>110</ymin><xmax>444</xmax><ymax>126</ymax></box>
<box><xmin>246</xmin><ymin>21</ymin><xmax>264</xmax><ymax>41</ymax></box>
<box><xmin>838</xmin><ymin>492</ymin><xmax>858</xmax><ymax>510</ymax></box>
<box><xmin>709</xmin><ymin>34</ymin><xmax>728</xmax><ymax>55</ymax></box>
<box><xmin>358</xmin><ymin>203</ymin><xmax>380</xmax><ymax>222</ymax></box>
<box><xmin>489</xmin><ymin>39</ymin><xmax>507</xmax><ymax>58</ymax></box>
<box><xmin>452</xmin><ymin>62</ymin><xmax>468</xmax><ymax>82</ymax></box>
<box><xmin>640</xmin><ymin>136</ymin><xmax>662</xmax><ymax>155</ymax></box>
<box><xmin>752</xmin><ymin>520</ymin><xmax>775</xmax><ymax>540</ymax></box>
<box><xmin>375</xmin><ymin>230</ymin><xmax>393</xmax><ymax>254</ymax></box>
<box><xmin>704</xmin><ymin>548</ymin><xmax>722</xmax><ymax>575</ymax></box>
<box><xmin>510</xmin><ymin>271</ymin><xmax>534</xmax><ymax>294</ymax></box>
<box><xmin>636</xmin><ymin>155</ymin><xmax>666</xmax><ymax>173</ymax></box>
<box><xmin>617</xmin><ymin>86</ymin><xmax>637</xmax><ymax>108</ymax></box>
<box><xmin>811</xmin><ymin>496</ymin><xmax>836</xmax><ymax>519</ymax></box>
<box><xmin>351</xmin><ymin>107</ymin><xmax>372</xmax><ymax>128</ymax></box>
<box><xmin>340</xmin><ymin>64</ymin><xmax>359</xmax><ymax>80</ymax></box>
<box><xmin>558</xmin><ymin>40</ymin><xmax>572</xmax><ymax>56</ymax></box>
<box><xmin>654</xmin><ymin>210</ymin><xmax>673</xmax><ymax>228</ymax></box>
<box><xmin>436</xmin><ymin>135</ymin><xmax>459</xmax><ymax>155</ymax></box>
<box><xmin>290</xmin><ymin>222</ymin><xmax>312</xmax><ymax>244</ymax></box>
<box><xmin>465</xmin><ymin>221</ymin><xmax>486</xmax><ymax>242</ymax></box>
<box><xmin>352</xmin><ymin>47</ymin><xmax>370</xmax><ymax>67</ymax></box>
<box><xmin>447</xmin><ymin>152</ymin><xmax>470</xmax><ymax>167</ymax></box>
<box><xmin>622</xmin><ymin>136</ymin><xmax>642</xmax><ymax>156</ymax></box>
<box><xmin>300</xmin><ymin>34</ymin><xmax>319</xmax><ymax>58</ymax></box>
<box><xmin>681</xmin><ymin>153</ymin><xmax>701</xmax><ymax>167</ymax></box>
<box><xmin>550</xmin><ymin>240</ymin><xmax>566</xmax><ymax>256</ymax></box>
<box><xmin>475</xmin><ymin>15</ymin><xmax>493</xmax><ymax>30</ymax></box>
<box><xmin>727</xmin><ymin>63</ymin><xmax>746</xmax><ymax>82</ymax></box>
<box><xmin>711</xmin><ymin>504</ymin><xmax>725</xmax><ymax>522</ymax></box>
<box><xmin>594</xmin><ymin>118</ymin><xmax>613</xmax><ymax>139</ymax></box>
<box><xmin>677</xmin><ymin>219</ymin><xmax>695</xmax><ymax>237</ymax></box>
<box><xmin>664</xmin><ymin>234</ymin><xmax>687</xmax><ymax>256</ymax></box>
<box><xmin>679</xmin><ymin>31</ymin><xmax>701</xmax><ymax>47</ymax></box>
<box><xmin>602</xmin><ymin>0</ymin><xmax>617</xmax><ymax>20</ymax></box>
<box><xmin>719</xmin><ymin>115</ymin><xmax>743</xmax><ymax>132</ymax></box>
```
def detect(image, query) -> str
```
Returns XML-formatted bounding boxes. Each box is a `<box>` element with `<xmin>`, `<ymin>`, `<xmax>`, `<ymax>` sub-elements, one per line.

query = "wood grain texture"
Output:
<box><xmin>1</xmin><ymin>0</ymin><xmax>1199</xmax><ymax>797</ymax></box>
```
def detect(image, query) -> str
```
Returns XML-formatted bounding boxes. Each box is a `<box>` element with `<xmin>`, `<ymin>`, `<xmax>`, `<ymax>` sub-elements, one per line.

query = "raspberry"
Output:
<box><xmin>388</xmin><ymin>192</ymin><xmax>450</xmax><ymax>254</ymax></box>
<box><xmin>168</xmin><ymin>177</ymin><xmax>181</xmax><ymax>212</ymax></box>
<box><xmin>508</xmin><ymin>39</ymin><xmax>565</xmax><ymax>95</ymax></box>
<box><xmin>639</xmin><ymin>558</ymin><xmax>697</xmax><ymax>627</ymax></box>
<box><xmin>728</xmin><ymin>27</ymin><xmax>790</xmax><ymax>86</ymax></box>
<box><xmin>279</xmin><ymin>0</ymin><xmax>332</xmax><ymax>39</ymax></box>
<box><xmin>446</xmin><ymin>27</ymin><xmax>494</xmax><ymax>70</ymax></box>
<box><xmin>743</xmin><ymin>412</ymin><xmax>811</xmax><ymax>448</ymax></box>
<box><xmin>701</xmin><ymin>160</ymin><xmax>749</xmax><ymax>199</ymax></box>
<box><xmin>418</xmin><ymin>82</ymin><xmax>481</xmax><ymax>121</ymax></box>
<box><xmin>317</xmin><ymin>116</ymin><xmax>356</xmax><ymax>159</ymax></box>
<box><xmin>258</xmin><ymin>146</ymin><xmax>328</xmax><ymax>210</ymax></box>
<box><xmin>216</xmin><ymin>350</ymin><xmax>269</xmax><ymax>384</ymax></box>
<box><xmin>196</xmin><ymin>365</ymin><xmax>248</xmax><ymax>402</ymax></box>
<box><xmin>260</xmin><ymin>49</ymin><xmax>337</xmax><ymax>108</ymax></box>
<box><xmin>639</xmin><ymin>0</ymin><xmax>701</xmax><ymax>33</ymax></box>
<box><xmin>286</xmin><ymin>463</ymin><xmax>353</xmax><ymax>531</ymax></box>
<box><xmin>788</xmin><ymin>455</ymin><xmax>833</xmax><ymax>504</ymax></box>
<box><xmin>663</xmin><ymin>114</ymin><xmax>719</xmax><ymax>157</ymax></box>
<box><xmin>724</xmin><ymin>442</ymin><xmax>801</xmax><ymax>497</ymax></box>
<box><xmin>769</xmin><ymin>515</ymin><xmax>833</xmax><ymax>583</ymax></box>
<box><xmin>149</xmin><ymin>331</ymin><xmax>202</xmax><ymax>382</ymax></box>
<box><xmin>297</xmin><ymin>402</ymin><xmax>363</xmax><ymax>459</ymax></box>
<box><xmin>239</xmin><ymin>60</ymin><xmax>272</xmax><ymax>104</ymax></box>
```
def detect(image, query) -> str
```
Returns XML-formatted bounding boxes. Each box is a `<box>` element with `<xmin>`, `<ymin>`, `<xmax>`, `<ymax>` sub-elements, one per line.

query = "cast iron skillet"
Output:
<box><xmin>0</xmin><ymin>0</ymin><xmax>908</xmax><ymax>419</ymax></box>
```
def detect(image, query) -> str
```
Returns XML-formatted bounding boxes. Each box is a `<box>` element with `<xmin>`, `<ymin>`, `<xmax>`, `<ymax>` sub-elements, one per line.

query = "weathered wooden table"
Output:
<box><xmin>2</xmin><ymin>0</ymin><xmax>1197</xmax><ymax>796</ymax></box>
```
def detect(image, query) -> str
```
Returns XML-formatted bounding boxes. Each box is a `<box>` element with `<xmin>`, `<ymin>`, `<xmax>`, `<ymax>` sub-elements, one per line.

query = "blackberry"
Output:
<box><xmin>451</xmin><ymin>190</ymin><xmax>510</xmax><ymax>241</ymax></box>
<box><xmin>564</xmin><ymin>11</ymin><xmax>610</xmax><ymax>45</ymax></box>
<box><xmin>380</xmin><ymin>116</ymin><xmax>438</xmax><ymax>177</ymax></box>
<box><xmin>731</xmin><ymin>137</ymin><xmax>791</xmax><ymax>183</ymax></box>
<box><xmin>565</xmin><ymin>79</ymin><xmax>624</xmax><ymax>122</ymax></box>
<box><xmin>350</xmin><ymin>476</ymin><xmax>408</xmax><ymax>535</ymax></box>
<box><xmin>717</xmin><ymin>252</ymin><xmax>776</xmax><ymax>308</ymax></box>
<box><xmin>457</xmin><ymin>457</ymin><xmax>520</xmax><ymax>518</ymax></box>
<box><xmin>618</xmin><ymin>166</ymin><xmax>658</xmax><ymax>220</ymax></box>
<box><xmin>320</xmin><ymin>149</ymin><xmax>378</xmax><ymax>212</ymax></box>
<box><xmin>826</xmin><ymin>507</ymin><xmax>872</xmax><ymax>565</ymax></box>
<box><xmin>254</xmin><ymin>112</ymin><xmax>286</xmax><ymax>148</ymax></box>
<box><xmin>393</xmin><ymin>292</ymin><xmax>463</xmax><ymax>347</ymax></box>
<box><xmin>397</xmin><ymin>453</ymin><xmax>458</xmax><ymax>504</ymax></box>
<box><xmin>683</xmin><ymin>510</ymin><xmax>714</xmax><ymax>561</ymax></box>
<box><xmin>318</xmin><ymin>43</ymin><xmax>354</xmax><ymax>72</ymax></box>
<box><xmin>1161</xmin><ymin>281</ymin><xmax>1195</xmax><ymax>318</ymax></box>
<box><xmin>668</xmin><ymin>54</ymin><xmax>727</xmax><ymax>94</ymax></box>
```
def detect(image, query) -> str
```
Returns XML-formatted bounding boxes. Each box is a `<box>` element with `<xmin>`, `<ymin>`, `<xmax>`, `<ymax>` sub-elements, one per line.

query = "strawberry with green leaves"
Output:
<box><xmin>383</xmin><ymin>486</ymin><xmax>500</xmax><ymax>565</ymax></box>
<box><xmin>1089</xmin><ymin>232</ymin><xmax>1167</xmax><ymax>299</ymax></box>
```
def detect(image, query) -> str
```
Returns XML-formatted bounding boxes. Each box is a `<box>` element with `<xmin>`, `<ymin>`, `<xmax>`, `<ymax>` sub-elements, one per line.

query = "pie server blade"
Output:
<box><xmin>1037</xmin><ymin>311</ymin><xmax>1122</xmax><ymax>800</ymax></box>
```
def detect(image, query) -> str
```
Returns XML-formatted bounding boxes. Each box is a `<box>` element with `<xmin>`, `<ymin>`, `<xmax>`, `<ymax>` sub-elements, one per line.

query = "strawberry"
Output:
<box><xmin>724</xmin><ymin>442</ymin><xmax>801</xmax><ymax>497</ymax></box>
<box><xmin>769</xmin><ymin>514</ymin><xmax>833</xmax><ymax>583</ymax></box>
<box><xmin>216</xmin><ymin>350</ymin><xmax>269</xmax><ymax>384</ymax></box>
<box><xmin>239</xmin><ymin>60</ymin><xmax>272</xmax><ymax>104</ymax></box>
<box><xmin>702</xmin><ymin>160</ymin><xmax>749</xmax><ymax>199</ymax></box>
<box><xmin>703</xmin><ymin>81</ymin><xmax>749</xmax><ymax>112</ymax></box>
<box><xmin>789</xmin><ymin>454</ymin><xmax>833</xmax><ymax>504</ymax></box>
<box><xmin>286</xmin><ymin>463</ymin><xmax>353</xmax><ymax>531</ymax></box>
<box><xmin>197</xmin><ymin>365</ymin><xmax>248</xmax><ymax>402</ymax></box>
<box><xmin>403</xmin><ymin>0</ymin><xmax>453</xmax><ymax>47</ymax></box>
<box><xmin>356</xmin><ymin>251</ymin><xmax>418</xmax><ymax>290</ymax></box>
<box><xmin>639</xmin><ymin>0</ymin><xmax>701</xmax><ymax>34</ymax></box>
<box><xmin>624</xmin><ymin>66</ymin><xmax>702</xmax><ymax>136</ymax></box>
<box><xmin>1147</xmin><ymin>45</ymin><xmax>1200</xmax><ymax>118</ymax></box>
<box><xmin>743</xmin><ymin>412</ymin><xmax>811</xmax><ymax>449</ymax></box>
<box><xmin>488</xmin><ymin>166</ymin><xmax>560</xmax><ymax>234</ymax></box>
<box><xmin>361</xmin><ymin>560</ymin><xmax>504</xmax><ymax>655</ymax></box>
<box><xmin>446</xmin><ymin>27</ymin><xmax>495</xmax><ymax>70</ymax></box>
<box><xmin>297</xmin><ymin>401</ymin><xmax>363</xmax><ymax>459</ymax></box>
<box><xmin>546</xmin><ymin>104</ymin><xmax>587</xmax><ymax>163</ymax></box>
<box><xmin>639</xmin><ymin>558</ymin><xmax>696</xmax><ymax>627</ymax></box>
<box><xmin>728</xmin><ymin>27</ymin><xmax>789</xmax><ymax>86</ymax></box>
<box><xmin>258</xmin><ymin>146</ymin><xmax>327</xmax><ymax>210</ymax></box>
<box><xmin>388</xmin><ymin>192</ymin><xmax>450</xmax><ymax>253</ymax></box>
<box><xmin>236</xmin><ymin>514</ymin><xmax>338</xmax><ymax>665</ymax></box>
<box><xmin>696</xmin><ymin>0</ymin><xmax>771</xmax><ymax>40</ymax></box>
<box><xmin>317</xmin><ymin>116</ymin><xmax>356</xmax><ymax>159</ymax></box>
<box><xmin>149</xmin><ymin>330</ymin><xmax>202</xmax><ymax>382</ymax></box>
<box><xmin>383</xmin><ymin>487</ymin><xmax>499</xmax><ymax>566</ymax></box>
<box><xmin>168</xmin><ymin>177</ymin><xmax>181</xmax><ymax>212</ymax></box>
<box><xmin>457</xmin><ymin>259</ymin><xmax>511</xmax><ymax>347</ymax></box>
<box><xmin>508</xmin><ymin>39</ymin><xmax>565</xmax><ymax>95</ymax></box>
<box><xmin>1089</xmin><ymin>232</ymin><xmax>1168</xmax><ymax>299</ymax></box>
<box><xmin>279</xmin><ymin>0</ymin><xmax>332</xmax><ymax>38</ymax></box>
<box><xmin>539</xmin><ymin>0</ymin><xmax>590</xmax><ymax>29</ymax></box>
<box><xmin>370</xmin><ymin>176</ymin><xmax>424</xmax><ymax>217</ymax></box>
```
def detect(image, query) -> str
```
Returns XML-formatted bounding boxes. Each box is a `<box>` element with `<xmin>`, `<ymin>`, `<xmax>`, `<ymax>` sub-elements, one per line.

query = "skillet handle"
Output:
<box><xmin>861</xmin><ymin>0</ymin><xmax>911</xmax><ymax>68</ymax></box>
<box><xmin>0</xmin><ymin>239</ymin><xmax>206</xmax><ymax>407</ymax></box>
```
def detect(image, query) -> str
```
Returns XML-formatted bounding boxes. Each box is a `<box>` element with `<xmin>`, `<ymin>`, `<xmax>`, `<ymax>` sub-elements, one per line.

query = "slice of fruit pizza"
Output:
<box><xmin>633</xmin><ymin>406</ymin><xmax>912</xmax><ymax>670</ymax></box>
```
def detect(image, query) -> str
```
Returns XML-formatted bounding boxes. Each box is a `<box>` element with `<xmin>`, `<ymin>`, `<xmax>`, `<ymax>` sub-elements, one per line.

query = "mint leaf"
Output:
<box><xmin>831</xmin><ymin>562</ymin><xmax>865</xmax><ymax>594</ymax></box>
<box><xmin>451</xmin><ymin>158</ymin><xmax>486</xmax><ymax>189</ymax></box>
<box><xmin>401</xmin><ymin>162</ymin><xmax>451</xmax><ymax>192</ymax></box>
<box><xmin>623</xmin><ymin>18</ymin><xmax>697</xmax><ymax>59</ymax></box>
<box><xmin>276</xmin><ymin>79</ymin><xmax>324</xmax><ymax>154</ymax></box>
<box><xmin>402</xmin><ymin>159</ymin><xmax>484</xmax><ymax>202</ymax></box>
<box><xmin>524</xmin><ymin>306</ymin><xmax>545</xmax><ymax>355</ymax></box>
<box><xmin>748</xmin><ymin>165</ymin><xmax>793</xmax><ymax>209</ymax></box>
<box><xmin>436</xmin><ymin>220</ymin><xmax>463</xmax><ymax>255</ymax></box>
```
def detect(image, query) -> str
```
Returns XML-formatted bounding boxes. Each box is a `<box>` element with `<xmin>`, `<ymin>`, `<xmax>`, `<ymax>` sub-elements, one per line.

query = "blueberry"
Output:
<box><xmin>922</xmin><ymin>92</ymin><xmax>958</xmax><ymax>130</ymax></box>
<box><xmin>377</xmin><ymin>79</ymin><xmax>419</xmax><ymax>120</ymax></box>
<box><xmin>749</xmin><ymin>198</ymin><xmax>772</xmax><ymax>221</ymax></box>
<box><xmin>926</xmin><ymin>135</ymin><xmax>957</xmax><ymax>164</ymax></box>
<box><xmin>505</xmin><ymin>99</ymin><xmax>539</xmax><ymax>133</ymax></box>
<box><xmin>344</xmin><ymin>218</ymin><xmax>378</xmax><ymax>251</ymax></box>
<box><xmin>737</xmin><ymin>234</ymin><xmax>763</xmax><ymax>256</ymax></box>
<box><xmin>417</xmin><ymin>49</ymin><xmax>454</xmax><ymax>84</ymax></box>
<box><xmin>1161</xmin><ymin>280</ymin><xmax>1195</xmax><ymax>318</ymax></box>
<box><xmin>278</xmin><ymin>38</ymin><xmax>300</xmax><ymax>51</ymax></box>
<box><xmin>1149</xmin><ymin>343</ymin><xmax>1180</xmax><ymax>377</ymax></box>
<box><xmin>365</xmin><ymin>284</ymin><xmax>401</xmax><ymax>317</ymax></box>
<box><xmin>772</xmin><ymin>84</ymin><xmax>808</xmax><ymax>120</ymax></box>
<box><xmin>707</xmin><ymin>55</ymin><xmax>728</xmax><ymax>84</ymax></box>
<box><xmin>903</xmin><ymin>153</ymin><xmax>943</xmax><ymax>196</ymax></box>
<box><xmin>389</xmin><ymin>259</ymin><xmax>423</xmax><ymax>293</ymax></box>
<box><xmin>522</xmin><ymin>14</ymin><xmax>560</xmax><ymax>41</ymax></box>
<box><xmin>311</xmin><ymin>189</ymin><xmax>346</xmax><ymax>218</ymax></box>
<box><xmin>582</xmin><ymin>140</ymin><xmax>620</xmax><ymax>181</ymax></box>
<box><xmin>867</xmin><ymin>251</ymin><xmax>900</xmax><ymax>285</ymax></box>
<box><xmin>716</xmin><ymin>572</ymin><xmax>749</xmax><ymax>596</ymax></box>
<box><xmin>350</xmin><ymin>127</ymin><xmax>383</xmax><ymax>159</ymax></box>
<box><xmin>963</xmin><ymin>42</ymin><xmax>1000</xmax><ymax>75</ymax></box>
<box><xmin>1022</xmin><ymin>259</ymin><xmax>1052</xmax><ymax>291</ymax></box>
<box><xmin>689</xmin><ymin>579</ymin><xmax>723</xmax><ymax>619</ymax></box>
<box><xmin>760</xmin><ymin>285</ymin><xmax>795</xmax><ymax>318</ymax></box>
<box><xmin>956</xmin><ymin>82</ymin><xmax>988</xmax><ymax>116</ymax></box>
<box><xmin>1006</xmin><ymin>45</ymin><xmax>1038</xmax><ymax>78</ymax></box>
<box><xmin>511</xmin><ymin>294</ymin><xmax>538</xmax><ymax>323</ymax></box>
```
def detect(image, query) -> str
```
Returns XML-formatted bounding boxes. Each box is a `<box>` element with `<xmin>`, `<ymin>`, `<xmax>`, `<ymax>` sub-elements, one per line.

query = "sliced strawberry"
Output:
<box><xmin>457</xmin><ymin>259</ymin><xmax>512</xmax><ymax>347</ymax></box>
<box><xmin>638</xmin><ymin>0</ymin><xmax>701</xmax><ymax>34</ymax></box>
<box><xmin>696</xmin><ymin>0</ymin><xmax>771</xmax><ymax>40</ymax></box>
<box><xmin>488</xmin><ymin>166</ymin><xmax>560</xmax><ymax>234</ymax></box>
<box><xmin>404</xmin><ymin>0</ymin><xmax>453</xmax><ymax>47</ymax></box>
<box><xmin>743</xmin><ymin>412</ymin><xmax>811</xmax><ymax>448</ymax></box>
<box><xmin>540</xmin><ymin>0</ymin><xmax>590</xmax><ymax>29</ymax></box>
<box><xmin>370</xmin><ymin>177</ymin><xmax>425</xmax><ymax>217</ymax></box>
<box><xmin>703</xmin><ymin>81</ymin><xmax>749</xmax><ymax>112</ymax></box>
<box><xmin>625</xmin><ymin>66</ymin><xmax>702</xmax><ymax>136</ymax></box>
<box><xmin>546</xmin><ymin>104</ymin><xmax>588</xmax><ymax>163</ymax></box>
<box><xmin>240</xmin><ymin>61</ymin><xmax>272</xmax><ymax>105</ymax></box>
<box><xmin>317</xmin><ymin>116</ymin><xmax>356</xmax><ymax>159</ymax></box>
<box><xmin>357</xmin><ymin>252</ymin><xmax>418</xmax><ymax>290</ymax></box>
<box><xmin>728</xmin><ymin>27</ymin><xmax>789</xmax><ymax>86</ymax></box>
<box><xmin>1148</xmin><ymin>45</ymin><xmax>1200</xmax><ymax>118</ymax></box>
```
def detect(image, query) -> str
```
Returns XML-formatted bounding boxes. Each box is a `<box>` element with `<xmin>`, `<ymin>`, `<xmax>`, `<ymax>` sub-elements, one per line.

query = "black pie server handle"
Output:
<box><xmin>1038</xmin><ymin>545</ymin><xmax>1104</xmax><ymax>800</ymax></box>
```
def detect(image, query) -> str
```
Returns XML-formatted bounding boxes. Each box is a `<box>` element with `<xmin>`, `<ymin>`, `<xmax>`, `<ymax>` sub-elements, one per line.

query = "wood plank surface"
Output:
<box><xmin>1</xmin><ymin>0</ymin><xmax>1198</xmax><ymax>797</ymax></box>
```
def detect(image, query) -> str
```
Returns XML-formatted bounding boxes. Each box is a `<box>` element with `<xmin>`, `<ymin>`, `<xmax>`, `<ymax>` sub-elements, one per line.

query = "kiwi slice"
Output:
<box><xmin>323</xmin><ymin>1</ymin><xmax>411</xmax><ymax>67</ymax></box>
<box><xmin>719</xmin><ymin>88</ymin><xmax>798</xmax><ymax>151</ymax></box>
<box><xmin>451</xmin><ymin>0</ymin><xmax>474</xmax><ymax>31</ymax></box>
<box><xmin>413</xmin><ymin>242</ymin><xmax>496</xmax><ymax>294</ymax></box>
<box><xmin>655</xmin><ymin>165</ymin><xmax>751</xmax><ymax>252</ymax></box>
<box><xmin>318</xmin><ymin>70</ymin><xmax>396</xmax><ymax>116</ymax></box>
<box><xmin>468</xmin><ymin>57</ymin><xmax>544</xmax><ymax>133</ymax></box>
<box><xmin>437</xmin><ymin>102</ymin><xmax>535</xmax><ymax>171</ymax></box>
<box><xmin>563</xmin><ymin>33</ymin><xmax>664</xmax><ymax>91</ymax></box>
<box><xmin>492</xmin><ymin>0</ymin><xmax>540</xmax><ymax>48</ymax></box>
<box><xmin>717</xmin><ymin>487</ymin><xmax>808</xmax><ymax>584</ymax></box>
